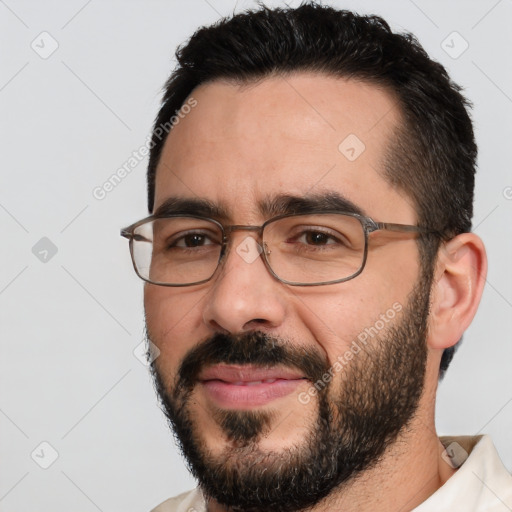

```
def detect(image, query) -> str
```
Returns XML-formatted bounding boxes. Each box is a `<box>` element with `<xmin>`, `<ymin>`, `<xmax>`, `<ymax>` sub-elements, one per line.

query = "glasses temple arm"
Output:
<box><xmin>373</xmin><ymin>222</ymin><xmax>437</xmax><ymax>234</ymax></box>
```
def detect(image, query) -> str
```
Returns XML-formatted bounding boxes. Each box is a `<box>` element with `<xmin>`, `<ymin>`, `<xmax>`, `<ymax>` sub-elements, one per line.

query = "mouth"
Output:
<box><xmin>198</xmin><ymin>364</ymin><xmax>308</xmax><ymax>408</ymax></box>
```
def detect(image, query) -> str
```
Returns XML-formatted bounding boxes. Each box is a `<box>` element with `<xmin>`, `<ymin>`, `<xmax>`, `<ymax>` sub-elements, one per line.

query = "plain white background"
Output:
<box><xmin>1</xmin><ymin>0</ymin><xmax>511</xmax><ymax>510</ymax></box>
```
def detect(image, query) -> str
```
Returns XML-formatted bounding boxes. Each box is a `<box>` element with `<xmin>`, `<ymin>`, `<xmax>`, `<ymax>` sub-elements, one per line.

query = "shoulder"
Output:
<box><xmin>415</xmin><ymin>435</ymin><xmax>512</xmax><ymax>511</ymax></box>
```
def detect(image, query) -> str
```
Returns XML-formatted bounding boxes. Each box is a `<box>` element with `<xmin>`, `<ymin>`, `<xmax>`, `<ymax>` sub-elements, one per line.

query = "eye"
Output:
<box><xmin>290</xmin><ymin>227</ymin><xmax>348</xmax><ymax>248</ymax></box>
<box><xmin>298</xmin><ymin>230</ymin><xmax>339</xmax><ymax>246</ymax></box>
<box><xmin>170</xmin><ymin>231</ymin><xmax>217</xmax><ymax>248</ymax></box>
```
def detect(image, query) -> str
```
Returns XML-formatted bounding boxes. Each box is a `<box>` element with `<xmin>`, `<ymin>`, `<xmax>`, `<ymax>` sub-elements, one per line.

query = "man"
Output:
<box><xmin>121</xmin><ymin>3</ymin><xmax>512</xmax><ymax>511</ymax></box>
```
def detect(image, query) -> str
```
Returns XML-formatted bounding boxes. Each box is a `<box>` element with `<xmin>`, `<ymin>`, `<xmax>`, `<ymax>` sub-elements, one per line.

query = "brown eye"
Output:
<box><xmin>176</xmin><ymin>233</ymin><xmax>210</xmax><ymax>247</ymax></box>
<box><xmin>303</xmin><ymin>231</ymin><xmax>335</xmax><ymax>245</ymax></box>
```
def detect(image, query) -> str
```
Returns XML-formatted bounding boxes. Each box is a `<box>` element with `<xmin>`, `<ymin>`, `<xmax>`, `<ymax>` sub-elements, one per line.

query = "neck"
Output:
<box><xmin>207</xmin><ymin>363</ymin><xmax>455</xmax><ymax>512</ymax></box>
<box><xmin>310</xmin><ymin>417</ymin><xmax>456</xmax><ymax>512</ymax></box>
<box><xmin>207</xmin><ymin>425</ymin><xmax>454</xmax><ymax>512</ymax></box>
<box><xmin>207</xmin><ymin>408</ymin><xmax>456</xmax><ymax>512</ymax></box>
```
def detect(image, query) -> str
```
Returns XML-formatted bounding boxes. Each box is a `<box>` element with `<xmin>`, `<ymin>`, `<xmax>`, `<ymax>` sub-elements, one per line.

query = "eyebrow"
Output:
<box><xmin>259</xmin><ymin>192</ymin><xmax>367</xmax><ymax>218</ymax></box>
<box><xmin>153</xmin><ymin>197</ymin><xmax>231</xmax><ymax>221</ymax></box>
<box><xmin>153</xmin><ymin>192</ymin><xmax>367</xmax><ymax>221</ymax></box>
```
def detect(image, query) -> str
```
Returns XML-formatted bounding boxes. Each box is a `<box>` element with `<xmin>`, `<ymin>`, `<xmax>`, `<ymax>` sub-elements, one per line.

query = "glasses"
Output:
<box><xmin>121</xmin><ymin>211</ymin><xmax>435</xmax><ymax>287</ymax></box>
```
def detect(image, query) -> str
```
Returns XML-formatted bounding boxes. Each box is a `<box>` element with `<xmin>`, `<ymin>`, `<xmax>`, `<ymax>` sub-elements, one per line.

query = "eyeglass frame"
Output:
<box><xmin>120</xmin><ymin>211</ymin><xmax>440</xmax><ymax>287</ymax></box>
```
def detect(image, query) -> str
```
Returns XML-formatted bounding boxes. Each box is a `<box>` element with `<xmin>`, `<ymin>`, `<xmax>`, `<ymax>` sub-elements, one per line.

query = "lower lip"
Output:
<box><xmin>201</xmin><ymin>378</ymin><xmax>305</xmax><ymax>408</ymax></box>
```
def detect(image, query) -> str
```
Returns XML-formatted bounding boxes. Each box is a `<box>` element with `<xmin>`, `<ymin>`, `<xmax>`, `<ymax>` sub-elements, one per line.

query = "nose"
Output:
<box><xmin>202</xmin><ymin>233</ymin><xmax>287</xmax><ymax>334</ymax></box>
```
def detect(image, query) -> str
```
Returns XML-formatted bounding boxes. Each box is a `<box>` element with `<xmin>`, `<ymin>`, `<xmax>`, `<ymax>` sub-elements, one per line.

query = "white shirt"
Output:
<box><xmin>151</xmin><ymin>435</ymin><xmax>512</xmax><ymax>512</ymax></box>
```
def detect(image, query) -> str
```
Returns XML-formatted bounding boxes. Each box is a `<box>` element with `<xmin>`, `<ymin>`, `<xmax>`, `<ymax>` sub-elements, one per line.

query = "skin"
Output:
<box><xmin>145</xmin><ymin>73</ymin><xmax>487</xmax><ymax>511</ymax></box>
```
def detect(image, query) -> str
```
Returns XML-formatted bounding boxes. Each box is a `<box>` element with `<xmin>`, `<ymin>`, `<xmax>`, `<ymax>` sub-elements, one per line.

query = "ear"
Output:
<box><xmin>427</xmin><ymin>233</ymin><xmax>487</xmax><ymax>350</ymax></box>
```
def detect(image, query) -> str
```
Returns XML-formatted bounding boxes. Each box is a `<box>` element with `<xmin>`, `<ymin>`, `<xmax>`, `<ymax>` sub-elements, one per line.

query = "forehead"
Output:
<box><xmin>154</xmin><ymin>73</ymin><xmax>415</xmax><ymax>224</ymax></box>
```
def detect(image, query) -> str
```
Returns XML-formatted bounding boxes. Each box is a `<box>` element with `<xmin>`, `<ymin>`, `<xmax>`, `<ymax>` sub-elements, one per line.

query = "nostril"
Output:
<box><xmin>208</xmin><ymin>319</ymin><xmax>230</xmax><ymax>334</ymax></box>
<box><xmin>242</xmin><ymin>318</ymin><xmax>271</xmax><ymax>331</ymax></box>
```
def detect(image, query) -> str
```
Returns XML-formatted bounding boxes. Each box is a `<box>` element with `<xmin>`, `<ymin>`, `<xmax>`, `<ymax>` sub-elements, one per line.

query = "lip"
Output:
<box><xmin>199</xmin><ymin>364</ymin><xmax>307</xmax><ymax>408</ymax></box>
<box><xmin>199</xmin><ymin>364</ymin><xmax>305</xmax><ymax>383</ymax></box>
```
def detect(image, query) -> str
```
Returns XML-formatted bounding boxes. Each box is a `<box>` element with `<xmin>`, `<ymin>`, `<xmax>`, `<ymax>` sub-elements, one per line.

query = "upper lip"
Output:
<box><xmin>198</xmin><ymin>364</ymin><xmax>306</xmax><ymax>383</ymax></box>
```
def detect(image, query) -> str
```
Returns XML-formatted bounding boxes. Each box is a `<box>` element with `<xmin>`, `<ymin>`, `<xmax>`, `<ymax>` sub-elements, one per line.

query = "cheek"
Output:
<box><xmin>291</xmin><ymin>288</ymin><xmax>376</xmax><ymax>365</ymax></box>
<box><xmin>292</xmin><ymin>258</ymin><xmax>417</xmax><ymax>367</ymax></box>
<box><xmin>144</xmin><ymin>286</ymin><xmax>208</xmax><ymax>366</ymax></box>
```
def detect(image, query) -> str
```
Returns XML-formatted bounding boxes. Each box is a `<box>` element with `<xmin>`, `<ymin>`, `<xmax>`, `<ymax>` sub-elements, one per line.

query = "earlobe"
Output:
<box><xmin>427</xmin><ymin>233</ymin><xmax>487</xmax><ymax>350</ymax></box>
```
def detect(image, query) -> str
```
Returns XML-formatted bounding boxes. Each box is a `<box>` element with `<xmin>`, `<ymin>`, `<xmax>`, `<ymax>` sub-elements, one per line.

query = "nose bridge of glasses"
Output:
<box><xmin>221</xmin><ymin>224</ymin><xmax>269</xmax><ymax>262</ymax></box>
<box><xmin>225</xmin><ymin>224</ymin><xmax>263</xmax><ymax>234</ymax></box>
<box><xmin>223</xmin><ymin>224</ymin><xmax>264</xmax><ymax>244</ymax></box>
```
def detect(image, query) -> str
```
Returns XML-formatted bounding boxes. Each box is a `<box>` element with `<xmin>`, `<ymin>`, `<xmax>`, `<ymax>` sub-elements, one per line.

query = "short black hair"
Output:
<box><xmin>146</xmin><ymin>2</ymin><xmax>477</xmax><ymax>378</ymax></box>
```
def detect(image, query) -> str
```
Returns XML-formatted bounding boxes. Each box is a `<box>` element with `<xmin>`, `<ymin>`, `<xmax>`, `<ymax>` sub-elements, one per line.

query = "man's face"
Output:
<box><xmin>145</xmin><ymin>74</ymin><xmax>431</xmax><ymax>510</ymax></box>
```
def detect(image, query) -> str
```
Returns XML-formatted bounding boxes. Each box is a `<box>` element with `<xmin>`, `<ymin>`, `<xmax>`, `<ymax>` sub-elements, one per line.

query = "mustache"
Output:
<box><xmin>174</xmin><ymin>331</ymin><xmax>330</xmax><ymax>396</ymax></box>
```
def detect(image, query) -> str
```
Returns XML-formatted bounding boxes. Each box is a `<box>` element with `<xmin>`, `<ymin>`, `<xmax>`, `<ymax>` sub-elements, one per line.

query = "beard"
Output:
<box><xmin>147</xmin><ymin>275</ymin><xmax>431</xmax><ymax>512</ymax></box>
